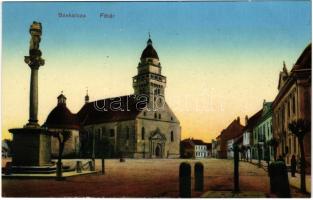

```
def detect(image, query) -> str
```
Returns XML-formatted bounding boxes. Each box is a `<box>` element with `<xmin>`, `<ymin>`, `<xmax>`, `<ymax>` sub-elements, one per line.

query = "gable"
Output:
<box><xmin>150</xmin><ymin>129</ymin><xmax>167</xmax><ymax>140</ymax></box>
<box><xmin>278</xmin><ymin>67</ymin><xmax>289</xmax><ymax>90</ymax></box>
<box><xmin>136</xmin><ymin>101</ymin><xmax>180</xmax><ymax>124</ymax></box>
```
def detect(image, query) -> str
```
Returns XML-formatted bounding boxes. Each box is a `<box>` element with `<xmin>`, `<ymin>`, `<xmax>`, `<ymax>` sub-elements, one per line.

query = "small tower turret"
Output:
<box><xmin>57</xmin><ymin>91</ymin><xmax>66</xmax><ymax>105</ymax></box>
<box><xmin>85</xmin><ymin>88</ymin><xmax>89</xmax><ymax>104</ymax></box>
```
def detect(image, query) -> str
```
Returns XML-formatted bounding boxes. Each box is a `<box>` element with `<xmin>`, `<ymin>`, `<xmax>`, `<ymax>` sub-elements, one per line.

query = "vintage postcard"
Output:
<box><xmin>1</xmin><ymin>0</ymin><xmax>311</xmax><ymax>198</ymax></box>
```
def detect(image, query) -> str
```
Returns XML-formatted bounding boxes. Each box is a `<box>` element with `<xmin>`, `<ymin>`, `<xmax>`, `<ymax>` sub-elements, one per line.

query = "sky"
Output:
<box><xmin>2</xmin><ymin>1</ymin><xmax>311</xmax><ymax>142</ymax></box>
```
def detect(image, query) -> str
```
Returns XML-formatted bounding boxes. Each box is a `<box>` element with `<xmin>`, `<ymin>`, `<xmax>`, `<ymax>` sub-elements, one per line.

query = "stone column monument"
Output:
<box><xmin>9</xmin><ymin>22</ymin><xmax>53</xmax><ymax>173</ymax></box>
<box><xmin>24</xmin><ymin>22</ymin><xmax>44</xmax><ymax>127</ymax></box>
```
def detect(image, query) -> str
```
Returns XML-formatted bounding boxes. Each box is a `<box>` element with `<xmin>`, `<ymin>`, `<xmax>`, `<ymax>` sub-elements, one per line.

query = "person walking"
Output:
<box><xmin>291</xmin><ymin>154</ymin><xmax>297</xmax><ymax>177</ymax></box>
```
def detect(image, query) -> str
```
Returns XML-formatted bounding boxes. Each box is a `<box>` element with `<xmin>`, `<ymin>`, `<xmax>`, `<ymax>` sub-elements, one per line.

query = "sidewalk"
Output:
<box><xmin>288</xmin><ymin>173</ymin><xmax>311</xmax><ymax>193</ymax></box>
<box><xmin>243</xmin><ymin>159</ymin><xmax>311</xmax><ymax>193</ymax></box>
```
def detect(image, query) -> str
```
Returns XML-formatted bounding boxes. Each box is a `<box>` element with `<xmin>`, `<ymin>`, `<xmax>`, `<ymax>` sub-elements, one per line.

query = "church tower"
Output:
<box><xmin>133</xmin><ymin>36</ymin><xmax>167</xmax><ymax>100</ymax></box>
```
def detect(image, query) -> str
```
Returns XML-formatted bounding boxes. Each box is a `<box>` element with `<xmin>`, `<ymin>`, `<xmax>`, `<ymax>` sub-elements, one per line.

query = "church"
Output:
<box><xmin>45</xmin><ymin>37</ymin><xmax>181</xmax><ymax>158</ymax></box>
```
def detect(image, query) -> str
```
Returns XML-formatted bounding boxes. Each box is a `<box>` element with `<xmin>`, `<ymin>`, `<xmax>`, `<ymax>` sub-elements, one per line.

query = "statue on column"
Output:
<box><xmin>24</xmin><ymin>21</ymin><xmax>44</xmax><ymax>67</ymax></box>
<box><xmin>29</xmin><ymin>21</ymin><xmax>42</xmax><ymax>50</ymax></box>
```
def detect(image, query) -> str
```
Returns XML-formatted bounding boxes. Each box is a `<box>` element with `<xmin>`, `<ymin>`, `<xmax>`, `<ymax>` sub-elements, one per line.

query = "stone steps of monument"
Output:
<box><xmin>3</xmin><ymin>165</ymin><xmax>74</xmax><ymax>174</ymax></box>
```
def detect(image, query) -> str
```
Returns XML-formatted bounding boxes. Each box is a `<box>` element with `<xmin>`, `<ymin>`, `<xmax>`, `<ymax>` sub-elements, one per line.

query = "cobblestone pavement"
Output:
<box><xmin>0</xmin><ymin>158</ymin><xmax>277</xmax><ymax>197</ymax></box>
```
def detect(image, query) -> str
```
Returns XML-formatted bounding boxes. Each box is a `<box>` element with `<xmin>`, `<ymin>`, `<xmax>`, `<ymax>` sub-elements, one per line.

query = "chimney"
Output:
<box><xmin>245</xmin><ymin>115</ymin><xmax>248</xmax><ymax>126</ymax></box>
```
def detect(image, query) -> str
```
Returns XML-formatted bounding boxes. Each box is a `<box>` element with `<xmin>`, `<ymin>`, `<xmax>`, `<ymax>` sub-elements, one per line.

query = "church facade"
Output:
<box><xmin>46</xmin><ymin>37</ymin><xmax>181</xmax><ymax>158</ymax></box>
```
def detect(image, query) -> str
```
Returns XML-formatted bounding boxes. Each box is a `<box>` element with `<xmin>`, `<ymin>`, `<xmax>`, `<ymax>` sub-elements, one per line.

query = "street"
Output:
<box><xmin>2</xmin><ymin>158</ymin><xmax>271</xmax><ymax>197</ymax></box>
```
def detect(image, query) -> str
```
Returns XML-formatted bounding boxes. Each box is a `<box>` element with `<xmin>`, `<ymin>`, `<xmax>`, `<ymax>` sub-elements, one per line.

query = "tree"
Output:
<box><xmin>52</xmin><ymin>130</ymin><xmax>72</xmax><ymax>180</ymax></box>
<box><xmin>288</xmin><ymin>119</ymin><xmax>310</xmax><ymax>193</ymax></box>
<box><xmin>3</xmin><ymin>139</ymin><xmax>13</xmax><ymax>157</ymax></box>
<box><xmin>268</xmin><ymin>138</ymin><xmax>278</xmax><ymax>161</ymax></box>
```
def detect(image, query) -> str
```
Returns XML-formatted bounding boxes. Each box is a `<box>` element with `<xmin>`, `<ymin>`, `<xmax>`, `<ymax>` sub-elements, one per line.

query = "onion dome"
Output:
<box><xmin>141</xmin><ymin>37</ymin><xmax>159</xmax><ymax>60</ymax></box>
<box><xmin>44</xmin><ymin>93</ymin><xmax>79</xmax><ymax>129</ymax></box>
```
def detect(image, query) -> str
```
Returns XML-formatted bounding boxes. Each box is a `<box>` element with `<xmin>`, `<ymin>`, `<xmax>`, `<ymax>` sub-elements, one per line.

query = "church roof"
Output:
<box><xmin>141</xmin><ymin>38</ymin><xmax>159</xmax><ymax>60</ymax></box>
<box><xmin>44</xmin><ymin>104</ymin><xmax>80</xmax><ymax>130</ymax></box>
<box><xmin>77</xmin><ymin>95</ymin><xmax>148</xmax><ymax>125</ymax></box>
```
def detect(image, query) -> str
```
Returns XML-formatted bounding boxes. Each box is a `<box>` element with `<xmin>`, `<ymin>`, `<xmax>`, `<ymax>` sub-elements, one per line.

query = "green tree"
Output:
<box><xmin>288</xmin><ymin>119</ymin><xmax>310</xmax><ymax>193</ymax></box>
<box><xmin>52</xmin><ymin>130</ymin><xmax>72</xmax><ymax>180</ymax></box>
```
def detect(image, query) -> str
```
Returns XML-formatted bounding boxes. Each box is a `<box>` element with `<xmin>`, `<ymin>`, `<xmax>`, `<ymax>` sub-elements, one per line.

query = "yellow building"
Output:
<box><xmin>272</xmin><ymin>44</ymin><xmax>311</xmax><ymax>169</ymax></box>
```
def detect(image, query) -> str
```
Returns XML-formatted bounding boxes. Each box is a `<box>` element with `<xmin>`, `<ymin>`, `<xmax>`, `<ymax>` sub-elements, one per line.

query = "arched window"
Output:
<box><xmin>171</xmin><ymin>131</ymin><xmax>174</xmax><ymax>142</ymax></box>
<box><xmin>159</xmin><ymin>114</ymin><xmax>161</xmax><ymax>119</ymax></box>
<box><xmin>154</xmin><ymin>113</ymin><xmax>157</xmax><ymax>119</ymax></box>
<box><xmin>141</xmin><ymin>127</ymin><xmax>145</xmax><ymax>140</ymax></box>
<box><xmin>126</xmin><ymin>127</ymin><xmax>129</xmax><ymax>140</ymax></box>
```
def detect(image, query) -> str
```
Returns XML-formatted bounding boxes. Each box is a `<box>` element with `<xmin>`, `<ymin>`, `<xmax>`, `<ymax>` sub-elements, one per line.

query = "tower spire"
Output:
<box><xmin>85</xmin><ymin>87</ymin><xmax>89</xmax><ymax>104</ymax></box>
<box><xmin>147</xmin><ymin>32</ymin><xmax>152</xmax><ymax>45</ymax></box>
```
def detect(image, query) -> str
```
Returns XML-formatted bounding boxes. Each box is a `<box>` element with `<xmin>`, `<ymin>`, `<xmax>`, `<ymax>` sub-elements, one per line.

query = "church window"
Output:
<box><xmin>141</xmin><ymin>127</ymin><xmax>145</xmax><ymax>140</ymax></box>
<box><xmin>110</xmin><ymin>129</ymin><xmax>115</xmax><ymax>137</ymax></box>
<box><xmin>126</xmin><ymin>127</ymin><xmax>129</xmax><ymax>140</ymax></box>
<box><xmin>171</xmin><ymin>116</ymin><xmax>173</xmax><ymax>121</ymax></box>
<box><xmin>171</xmin><ymin>131</ymin><xmax>174</xmax><ymax>142</ymax></box>
<box><xmin>99</xmin><ymin>128</ymin><xmax>102</xmax><ymax>140</ymax></box>
<box><xmin>95</xmin><ymin>128</ymin><xmax>101</xmax><ymax>140</ymax></box>
<box><xmin>159</xmin><ymin>114</ymin><xmax>161</xmax><ymax>119</ymax></box>
<box><xmin>292</xmin><ymin>95</ymin><xmax>296</xmax><ymax>114</ymax></box>
<box><xmin>154</xmin><ymin>113</ymin><xmax>157</xmax><ymax>119</ymax></box>
<box><xmin>101</xmin><ymin>127</ymin><xmax>106</xmax><ymax>137</ymax></box>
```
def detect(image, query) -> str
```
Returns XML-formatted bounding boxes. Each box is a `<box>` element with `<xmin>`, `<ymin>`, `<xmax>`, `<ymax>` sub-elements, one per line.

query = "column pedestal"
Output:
<box><xmin>9</xmin><ymin>127</ymin><xmax>54</xmax><ymax>173</ymax></box>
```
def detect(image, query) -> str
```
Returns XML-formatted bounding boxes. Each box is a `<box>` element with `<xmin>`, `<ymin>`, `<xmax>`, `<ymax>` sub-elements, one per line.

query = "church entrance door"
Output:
<box><xmin>155</xmin><ymin>144</ymin><xmax>162</xmax><ymax>158</ymax></box>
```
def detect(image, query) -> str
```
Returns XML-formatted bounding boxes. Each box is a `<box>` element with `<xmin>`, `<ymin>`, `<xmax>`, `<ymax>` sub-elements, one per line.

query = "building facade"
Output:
<box><xmin>242</xmin><ymin>110</ymin><xmax>262</xmax><ymax>161</ymax></box>
<box><xmin>180</xmin><ymin>138</ymin><xmax>209</xmax><ymax>158</ymax></box>
<box><xmin>211</xmin><ymin>139</ymin><xmax>218</xmax><ymax>158</ymax></box>
<box><xmin>45</xmin><ymin>94</ymin><xmax>80</xmax><ymax>157</ymax></box>
<box><xmin>216</xmin><ymin>117</ymin><xmax>244</xmax><ymax>159</ymax></box>
<box><xmin>79</xmin><ymin>38</ymin><xmax>181</xmax><ymax>159</ymax></box>
<box><xmin>272</xmin><ymin>44</ymin><xmax>311</xmax><ymax>168</ymax></box>
<box><xmin>252</xmin><ymin>100</ymin><xmax>274</xmax><ymax>161</ymax></box>
<box><xmin>46</xmin><ymin>37</ymin><xmax>181</xmax><ymax>159</ymax></box>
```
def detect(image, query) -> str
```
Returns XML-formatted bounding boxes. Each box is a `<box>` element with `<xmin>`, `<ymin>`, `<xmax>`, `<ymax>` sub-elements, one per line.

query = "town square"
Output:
<box><xmin>1</xmin><ymin>1</ymin><xmax>312</xmax><ymax>198</ymax></box>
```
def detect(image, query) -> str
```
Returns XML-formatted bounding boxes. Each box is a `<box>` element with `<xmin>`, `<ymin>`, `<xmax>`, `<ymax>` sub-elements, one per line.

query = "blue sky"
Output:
<box><xmin>2</xmin><ymin>1</ymin><xmax>311</xmax><ymax>141</ymax></box>
<box><xmin>3</xmin><ymin>1</ymin><xmax>311</xmax><ymax>61</ymax></box>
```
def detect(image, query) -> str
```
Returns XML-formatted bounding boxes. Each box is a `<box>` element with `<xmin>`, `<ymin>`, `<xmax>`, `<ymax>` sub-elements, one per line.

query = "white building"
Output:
<box><xmin>254</xmin><ymin>100</ymin><xmax>274</xmax><ymax>162</ymax></box>
<box><xmin>181</xmin><ymin>138</ymin><xmax>208</xmax><ymax>158</ymax></box>
<box><xmin>195</xmin><ymin>143</ymin><xmax>208</xmax><ymax>158</ymax></box>
<box><xmin>242</xmin><ymin>111</ymin><xmax>262</xmax><ymax>161</ymax></box>
<box><xmin>227</xmin><ymin>139</ymin><xmax>234</xmax><ymax>159</ymax></box>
